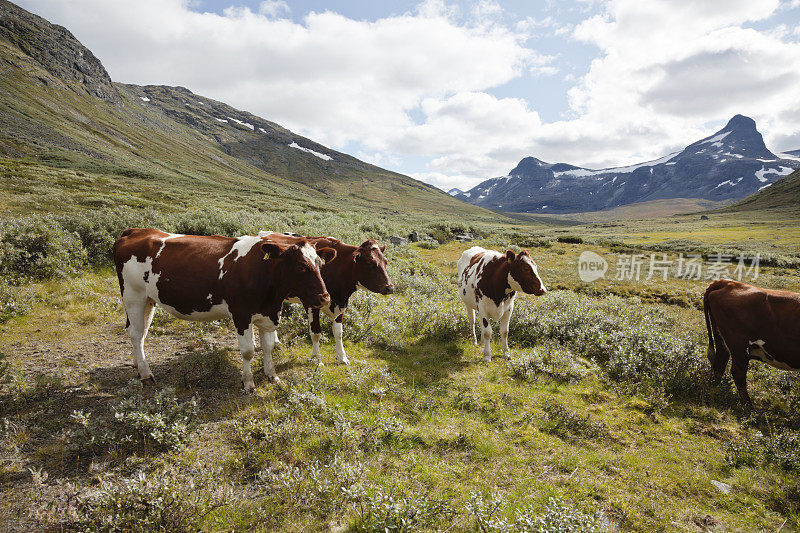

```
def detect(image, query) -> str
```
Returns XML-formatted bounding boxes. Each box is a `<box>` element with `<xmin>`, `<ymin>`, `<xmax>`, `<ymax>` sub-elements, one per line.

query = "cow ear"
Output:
<box><xmin>379</xmin><ymin>244</ymin><xmax>386</xmax><ymax>253</ymax></box>
<box><xmin>352</xmin><ymin>249</ymin><xmax>361</xmax><ymax>262</ymax></box>
<box><xmin>506</xmin><ymin>250</ymin><xmax>516</xmax><ymax>262</ymax></box>
<box><xmin>261</xmin><ymin>242</ymin><xmax>284</xmax><ymax>260</ymax></box>
<box><xmin>317</xmin><ymin>247</ymin><xmax>337</xmax><ymax>264</ymax></box>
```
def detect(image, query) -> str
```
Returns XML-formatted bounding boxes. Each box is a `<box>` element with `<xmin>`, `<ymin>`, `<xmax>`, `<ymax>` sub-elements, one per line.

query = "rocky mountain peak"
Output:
<box><xmin>0</xmin><ymin>0</ymin><xmax>119</xmax><ymax>102</ymax></box>
<box><xmin>723</xmin><ymin>114</ymin><xmax>757</xmax><ymax>133</ymax></box>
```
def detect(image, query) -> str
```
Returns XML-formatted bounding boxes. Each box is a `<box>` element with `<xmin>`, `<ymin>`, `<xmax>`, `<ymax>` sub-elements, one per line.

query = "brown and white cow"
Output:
<box><xmin>113</xmin><ymin>229</ymin><xmax>335</xmax><ymax>391</ymax></box>
<box><xmin>458</xmin><ymin>246</ymin><xmax>546</xmax><ymax>361</ymax></box>
<box><xmin>704</xmin><ymin>279</ymin><xmax>800</xmax><ymax>405</ymax></box>
<box><xmin>259</xmin><ymin>232</ymin><xmax>394</xmax><ymax>365</ymax></box>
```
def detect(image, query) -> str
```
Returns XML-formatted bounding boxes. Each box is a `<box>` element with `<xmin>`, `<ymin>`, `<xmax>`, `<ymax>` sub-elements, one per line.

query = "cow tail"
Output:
<box><xmin>703</xmin><ymin>286</ymin><xmax>715</xmax><ymax>361</ymax></box>
<box><xmin>703</xmin><ymin>279</ymin><xmax>729</xmax><ymax>361</ymax></box>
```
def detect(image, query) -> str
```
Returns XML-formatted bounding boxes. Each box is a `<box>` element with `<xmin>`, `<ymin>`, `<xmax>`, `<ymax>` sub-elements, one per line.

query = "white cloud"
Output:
<box><xmin>14</xmin><ymin>0</ymin><xmax>800</xmax><ymax>190</ymax></box>
<box><xmin>257</xmin><ymin>1</ymin><xmax>289</xmax><ymax>18</ymax></box>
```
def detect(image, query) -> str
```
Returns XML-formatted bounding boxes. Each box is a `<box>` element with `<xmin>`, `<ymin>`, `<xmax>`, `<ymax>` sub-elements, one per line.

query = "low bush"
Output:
<box><xmin>540</xmin><ymin>399</ymin><xmax>610</xmax><ymax>441</ymax></box>
<box><xmin>556</xmin><ymin>235</ymin><xmax>584</xmax><ymax>244</ymax></box>
<box><xmin>350</xmin><ymin>490</ymin><xmax>455</xmax><ymax>533</ymax></box>
<box><xmin>508</xmin><ymin>345</ymin><xmax>597</xmax><ymax>384</ymax></box>
<box><xmin>0</xmin><ymin>215</ymin><xmax>86</xmax><ymax>280</ymax></box>
<box><xmin>73</xmin><ymin>464</ymin><xmax>230</xmax><ymax>532</ymax></box>
<box><xmin>70</xmin><ymin>380</ymin><xmax>199</xmax><ymax>458</ymax></box>
<box><xmin>466</xmin><ymin>492</ymin><xmax>602</xmax><ymax>533</ymax></box>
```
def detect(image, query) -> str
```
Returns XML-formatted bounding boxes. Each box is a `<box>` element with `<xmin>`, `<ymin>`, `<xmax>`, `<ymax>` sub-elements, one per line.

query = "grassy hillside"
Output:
<box><xmin>726</xmin><ymin>168</ymin><xmax>800</xmax><ymax>212</ymax></box>
<box><xmin>0</xmin><ymin>3</ymin><xmax>487</xmax><ymax>219</ymax></box>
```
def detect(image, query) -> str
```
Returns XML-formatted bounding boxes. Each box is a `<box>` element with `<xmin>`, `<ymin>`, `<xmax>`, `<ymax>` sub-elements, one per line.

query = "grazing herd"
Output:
<box><xmin>114</xmin><ymin>228</ymin><xmax>799</xmax><ymax>404</ymax></box>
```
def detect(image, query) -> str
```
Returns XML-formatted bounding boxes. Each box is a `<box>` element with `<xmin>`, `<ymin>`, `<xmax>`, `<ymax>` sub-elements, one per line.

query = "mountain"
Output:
<box><xmin>781</xmin><ymin>149</ymin><xmax>800</xmax><ymax>158</ymax></box>
<box><xmin>455</xmin><ymin>115</ymin><xmax>800</xmax><ymax>214</ymax></box>
<box><xmin>0</xmin><ymin>0</ymin><xmax>486</xmax><ymax>217</ymax></box>
<box><xmin>726</xmin><ymin>167</ymin><xmax>800</xmax><ymax>211</ymax></box>
<box><xmin>447</xmin><ymin>188</ymin><xmax>464</xmax><ymax>196</ymax></box>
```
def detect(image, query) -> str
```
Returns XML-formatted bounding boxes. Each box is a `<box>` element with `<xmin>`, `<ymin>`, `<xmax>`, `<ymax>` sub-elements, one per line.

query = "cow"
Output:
<box><xmin>258</xmin><ymin>232</ymin><xmax>394</xmax><ymax>365</ymax></box>
<box><xmin>458</xmin><ymin>246</ymin><xmax>547</xmax><ymax>361</ymax></box>
<box><xmin>112</xmin><ymin>229</ymin><xmax>336</xmax><ymax>391</ymax></box>
<box><xmin>704</xmin><ymin>279</ymin><xmax>800</xmax><ymax>405</ymax></box>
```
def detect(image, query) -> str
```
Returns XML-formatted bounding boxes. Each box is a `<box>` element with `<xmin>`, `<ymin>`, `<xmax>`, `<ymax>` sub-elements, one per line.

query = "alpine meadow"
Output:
<box><xmin>2</xmin><ymin>1</ymin><xmax>800</xmax><ymax>532</ymax></box>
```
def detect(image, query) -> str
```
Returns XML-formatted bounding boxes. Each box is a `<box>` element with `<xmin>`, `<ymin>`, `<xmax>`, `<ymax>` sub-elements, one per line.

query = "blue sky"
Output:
<box><xmin>20</xmin><ymin>0</ymin><xmax>800</xmax><ymax>190</ymax></box>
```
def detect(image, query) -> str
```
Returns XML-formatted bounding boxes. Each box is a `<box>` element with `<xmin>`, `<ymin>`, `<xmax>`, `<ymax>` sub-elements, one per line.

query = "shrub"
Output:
<box><xmin>0</xmin><ymin>279</ymin><xmax>32</xmax><ymax>323</ymax></box>
<box><xmin>0</xmin><ymin>215</ymin><xmax>86</xmax><ymax>279</ymax></box>
<box><xmin>73</xmin><ymin>464</ymin><xmax>229</xmax><ymax>532</ymax></box>
<box><xmin>508</xmin><ymin>291</ymin><xmax>708</xmax><ymax>401</ymax></box>
<box><xmin>466</xmin><ymin>492</ymin><xmax>602</xmax><ymax>533</ymax></box>
<box><xmin>540</xmin><ymin>399</ymin><xmax>610</xmax><ymax>441</ymax></box>
<box><xmin>516</xmin><ymin>497</ymin><xmax>602</xmax><ymax>533</ymax></box>
<box><xmin>350</xmin><ymin>490</ymin><xmax>455</xmax><ymax>533</ymax></box>
<box><xmin>508</xmin><ymin>346</ymin><xmax>597</xmax><ymax>384</ymax></box>
<box><xmin>70</xmin><ymin>380</ymin><xmax>199</xmax><ymax>457</ymax></box>
<box><xmin>556</xmin><ymin>235</ymin><xmax>584</xmax><ymax>244</ymax></box>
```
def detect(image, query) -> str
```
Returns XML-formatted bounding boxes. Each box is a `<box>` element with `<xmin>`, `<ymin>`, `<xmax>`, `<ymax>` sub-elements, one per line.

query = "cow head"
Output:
<box><xmin>506</xmin><ymin>250</ymin><xmax>547</xmax><ymax>296</ymax></box>
<box><xmin>353</xmin><ymin>239</ymin><xmax>394</xmax><ymax>295</ymax></box>
<box><xmin>261</xmin><ymin>239</ymin><xmax>335</xmax><ymax>308</ymax></box>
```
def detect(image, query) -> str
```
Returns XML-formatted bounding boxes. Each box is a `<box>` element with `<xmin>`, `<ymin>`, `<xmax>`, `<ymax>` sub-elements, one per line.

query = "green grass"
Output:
<box><xmin>3</xmin><ymin>238</ymin><xmax>800</xmax><ymax>532</ymax></box>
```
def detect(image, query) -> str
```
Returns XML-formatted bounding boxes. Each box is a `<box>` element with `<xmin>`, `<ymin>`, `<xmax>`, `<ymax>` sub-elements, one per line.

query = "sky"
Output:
<box><xmin>18</xmin><ymin>0</ymin><xmax>800</xmax><ymax>191</ymax></box>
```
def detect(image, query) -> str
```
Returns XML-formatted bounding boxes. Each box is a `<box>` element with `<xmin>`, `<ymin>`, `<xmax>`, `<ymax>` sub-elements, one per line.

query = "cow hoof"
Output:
<box><xmin>267</xmin><ymin>375</ymin><xmax>281</xmax><ymax>384</ymax></box>
<box><xmin>337</xmin><ymin>357</ymin><xmax>350</xmax><ymax>365</ymax></box>
<box><xmin>313</xmin><ymin>361</ymin><xmax>325</xmax><ymax>368</ymax></box>
<box><xmin>502</xmin><ymin>351</ymin><xmax>512</xmax><ymax>360</ymax></box>
<box><xmin>482</xmin><ymin>356</ymin><xmax>492</xmax><ymax>363</ymax></box>
<box><xmin>141</xmin><ymin>375</ymin><xmax>157</xmax><ymax>386</ymax></box>
<box><xmin>242</xmin><ymin>381</ymin><xmax>256</xmax><ymax>393</ymax></box>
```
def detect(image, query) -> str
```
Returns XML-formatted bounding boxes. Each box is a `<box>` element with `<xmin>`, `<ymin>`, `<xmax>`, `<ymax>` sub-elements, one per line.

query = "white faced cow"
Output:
<box><xmin>113</xmin><ymin>229</ymin><xmax>335</xmax><ymax>391</ymax></box>
<box><xmin>458</xmin><ymin>246</ymin><xmax>546</xmax><ymax>361</ymax></box>
<box><xmin>259</xmin><ymin>233</ymin><xmax>394</xmax><ymax>365</ymax></box>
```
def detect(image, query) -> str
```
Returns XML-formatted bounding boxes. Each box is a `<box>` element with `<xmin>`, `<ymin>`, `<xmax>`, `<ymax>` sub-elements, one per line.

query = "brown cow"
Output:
<box><xmin>259</xmin><ymin>232</ymin><xmax>394</xmax><ymax>365</ymax></box>
<box><xmin>113</xmin><ymin>229</ymin><xmax>335</xmax><ymax>391</ymax></box>
<box><xmin>457</xmin><ymin>246</ymin><xmax>547</xmax><ymax>361</ymax></box>
<box><xmin>704</xmin><ymin>279</ymin><xmax>800</xmax><ymax>405</ymax></box>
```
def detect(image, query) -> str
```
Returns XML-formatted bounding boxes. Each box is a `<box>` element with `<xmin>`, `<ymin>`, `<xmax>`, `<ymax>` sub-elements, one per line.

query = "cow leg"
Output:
<box><xmin>271</xmin><ymin>330</ymin><xmax>282</xmax><ymax>348</ymax></box>
<box><xmin>258</xmin><ymin>323</ymin><xmax>280</xmax><ymax>383</ymax></box>
<box><xmin>308</xmin><ymin>308</ymin><xmax>323</xmax><ymax>366</ymax></box>
<box><xmin>730</xmin><ymin>356</ymin><xmax>752</xmax><ymax>406</ymax></box>
<box><xmin>124</xmin><ymin>296</ymin><xmax>156</xmax><ymax>384</ymax></box>
<box><xmin>479</xmin><ymin>312</ymin><xmax>493</xmax><ymax>362</ymax></box>
<box><xmin>499</xmin><ymin>305</ymin><xmax>513</xmax><ymax>359</ymax></box>
<box><xmin>333</xmin><ymin>312</ymin><xmax>349</xmax><ymax>365</ymax></box>
<box><xmin>465</xmin><ymin>304</ymin><xmax>478</xmax><ymax>346</ymax></box>
<box><xmin>238</xmin><ymin>325</ymin><xmax>257</xmax><ymax>392</ymax></box>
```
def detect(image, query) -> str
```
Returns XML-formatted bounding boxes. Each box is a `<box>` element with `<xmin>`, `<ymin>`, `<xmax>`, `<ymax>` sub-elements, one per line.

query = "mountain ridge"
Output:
<box><xmin>0</xmin><ymin>0</ymin><xmax>484</xmax><ymax>217</ymax></box>
<box><xmin>455</xmin><ymin>114</ymin><xmax>800</xmax><ymax>214</ymax></box>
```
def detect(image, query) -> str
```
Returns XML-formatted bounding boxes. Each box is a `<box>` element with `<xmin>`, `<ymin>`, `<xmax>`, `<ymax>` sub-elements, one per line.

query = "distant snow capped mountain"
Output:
<box><xmin>447</xmin><ymin>188</ymin><xmax>464</xmax><ymax>196</ymax></box>
<box><xmin>454</xmin><ymin>115</ymin><xmax>800</xmax><ymax>213</ymax></box>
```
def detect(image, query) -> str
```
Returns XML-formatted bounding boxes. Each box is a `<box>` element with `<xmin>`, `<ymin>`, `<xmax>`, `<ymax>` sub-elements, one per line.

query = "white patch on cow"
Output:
<box><xmin>254</xmin><ymin>315</ymin><xmax>279</xmax><ymax>381</ymax></box>
<box><xmin>332</xmin><ymin>321</ymin><xmax>349</xmax><ymax>364</ymax></box>
<box><xmin>507</xmin><ymin>273</ymin><xmax>523</xmax><ymax>293</ymax></box>
<box><xmin>155</xmin><ymin>233</ymin><xmax>184</xmax><ymax>258</ymax></box>
<box><xmin>749</xmin><ymin>339</ymin><xmax>796</xmax><ymax>371</ymax></box>
<box><xmin>218</xmin><ymin>235</ymin><xmax>263</xmax><ymax>279</ymax></box>
<box><xmin>300</xmin><ymin>243</ymin><xmax>319</xmax><ymax>264</ymax></box>
<box><xmin>522</xmin><ymin>255</ymin><xmax>546</xmax><ymax>293</ymax></box>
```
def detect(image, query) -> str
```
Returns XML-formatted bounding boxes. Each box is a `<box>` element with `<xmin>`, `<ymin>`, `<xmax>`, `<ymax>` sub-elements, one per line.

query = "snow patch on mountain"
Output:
<box><xmin>289</xmin><ymin>142</ymin><xmax>332</xmax><ymax>161</ymax></box>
